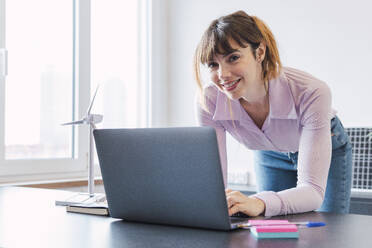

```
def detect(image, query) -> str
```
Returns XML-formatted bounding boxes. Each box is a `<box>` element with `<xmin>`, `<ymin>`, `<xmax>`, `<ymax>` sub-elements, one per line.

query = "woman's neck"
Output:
<box><xmin>239</xmin><ymin>81</ymin><xmax>269</xmax><ymax>107</ymax></box>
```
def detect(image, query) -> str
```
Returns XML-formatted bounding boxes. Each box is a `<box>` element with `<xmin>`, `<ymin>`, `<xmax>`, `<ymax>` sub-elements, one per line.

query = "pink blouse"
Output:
<box><xmin>196</xmin><ymin>67</ymin><xmax>335</xmax><ymax>217</ymax></box>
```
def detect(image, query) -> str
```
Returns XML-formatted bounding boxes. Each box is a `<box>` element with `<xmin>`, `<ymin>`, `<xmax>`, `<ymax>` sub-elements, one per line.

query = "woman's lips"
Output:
<box><xmin>222</xmin><ymin>79</ymin><xmax>240</xmax><ymax>91</ymax></box>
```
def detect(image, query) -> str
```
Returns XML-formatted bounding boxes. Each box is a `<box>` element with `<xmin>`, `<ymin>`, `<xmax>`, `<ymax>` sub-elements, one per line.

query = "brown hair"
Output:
<box><xmin>194</xmin><ymin>10</ymin><xmax>282</xmax><ymax>111</ymax></box>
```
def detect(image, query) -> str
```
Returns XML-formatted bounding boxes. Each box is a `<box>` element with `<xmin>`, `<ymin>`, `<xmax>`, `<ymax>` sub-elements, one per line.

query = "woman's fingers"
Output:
<box><xmin>225</xmin><ymin>188</ymin><xmax>233</xmax><ymax>193</ymax></box>
<box><xmin>225</xmin><ymin>191</ymin><xmax>265</xmax><ymax>217</ymax></box>
<box><xmin>226</xmin><ymin>191</ymin><xmax>245</xmax><ymax>209</ymax></box>
<box><xmin>226</xmin><ymin>195</ymin><xmax>236</xmax><ymax>208</ymax></box>
<box><xmin>228</xmin><ymin>203</ymin><xmax>241</xmax><ymax>216</ymax></box>
<box><xmin>225</xmin><ymin>189</ymin><xmax>241</xmax><ymax>198</ymax></box>
<box><xmin>226</xmin><ymin>190</ymin><xmax>243</xmax><ymax>199</ymax></box>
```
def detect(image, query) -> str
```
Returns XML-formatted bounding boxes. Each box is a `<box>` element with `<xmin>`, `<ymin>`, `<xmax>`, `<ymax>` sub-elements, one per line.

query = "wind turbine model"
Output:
<box><xmin>55</xmin><ymin>86</ymin><xmax>105</xmax><ymax>206</ymax></box>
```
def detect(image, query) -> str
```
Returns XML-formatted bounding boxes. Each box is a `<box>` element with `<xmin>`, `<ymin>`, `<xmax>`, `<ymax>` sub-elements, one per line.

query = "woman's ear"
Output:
<box><xmin>256</xmin><ymin>42</ymin><xmax>266</xmax><ymax>62</ymax></box>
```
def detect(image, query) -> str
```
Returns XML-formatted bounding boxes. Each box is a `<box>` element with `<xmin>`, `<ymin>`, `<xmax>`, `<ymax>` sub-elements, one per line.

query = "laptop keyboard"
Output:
<box><xmin>230</xmin><ymin>212</ymin><xmax>249</xmax><ymax>224</ymax></box>
<box><xmin>231</xmin><ymin>212</ymin><xmax>250</xmax><ymax>218</ymax></box>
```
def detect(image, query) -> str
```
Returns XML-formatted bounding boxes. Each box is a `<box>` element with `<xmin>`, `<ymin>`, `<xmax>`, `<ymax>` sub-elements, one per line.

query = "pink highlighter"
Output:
<box><xmin>238</xmin><ymin>220</ymin><xmax>326</xmax><ymax>239</ymax></box>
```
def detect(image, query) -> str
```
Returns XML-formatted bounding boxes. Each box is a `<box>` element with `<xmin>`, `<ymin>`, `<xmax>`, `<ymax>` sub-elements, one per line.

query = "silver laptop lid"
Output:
<box><xmin>94</xmin><ymin>127</ymin><xmax>232</xmax><ymax>230</ymax></box>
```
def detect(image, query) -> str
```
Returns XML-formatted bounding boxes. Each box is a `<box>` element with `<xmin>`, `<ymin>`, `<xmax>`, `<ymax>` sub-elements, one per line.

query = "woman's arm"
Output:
<box><xmin>195</xmin><ymin>90</ymin><xmax>228</xmax><ymax>186</ymax></box>
<box><xmin>253</xmin><ymin>126</ymin><xmax>331</xmax><ymax>216</ymax></box>
<box><xmin>227</xmin><ymin>81</ymin><xmax>333</xmax><ymax>217</ymax></box>
<box><xmin>225</xmin><ymin>125</ymin><xmax>331</xmax><ymax>217</ymax></box>
<box><xmin>195</xmin><ymin>89</ymin><xmax>265</xmax><ymax>216</ymax></box>
<box><xmin>252</xmin><ymin>82</ymin><xmax>333</xmax><ymax>216</ymax></box>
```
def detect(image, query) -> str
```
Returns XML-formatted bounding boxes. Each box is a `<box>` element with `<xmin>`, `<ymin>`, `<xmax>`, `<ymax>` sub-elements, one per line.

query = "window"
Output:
<box><xmin>91</xmin><ymin>0</ymin><xmax>140</xmax><ymax>129</ymax></box>
<box><xmin>0</xmin><ymin>0</ymin><xmax>147</xmax><ymax>183</ymax></box>
<box><xmin>4</xmin><ymin>0</ymin><xmax>73</xmax><ymax>160</ymax></box>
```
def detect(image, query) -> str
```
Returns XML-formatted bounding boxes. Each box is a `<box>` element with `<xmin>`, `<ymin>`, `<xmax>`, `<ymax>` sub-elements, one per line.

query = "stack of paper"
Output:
<box><xmin>249</xmin><ymin>220</ymin><xmax>299</xmax><ymax>239</ymax></box>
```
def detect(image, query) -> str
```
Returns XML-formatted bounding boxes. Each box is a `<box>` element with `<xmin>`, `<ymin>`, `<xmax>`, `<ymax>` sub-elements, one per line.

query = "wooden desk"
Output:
<box><xmin>0</xmin><ymin>186</ymin><xmax>371</xmax><ymax>248</ymax></box>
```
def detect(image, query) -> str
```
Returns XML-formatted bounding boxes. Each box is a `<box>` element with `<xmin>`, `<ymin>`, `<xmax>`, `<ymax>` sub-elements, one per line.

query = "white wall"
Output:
<box><xmin>166</xmin><ymin>0</ymin><xmax>372</xmax><ymax>127</ymax></box>
<box><xmin>160</xmin><ymin>0</ymin><xmax>372</xmax><ymax>182</ymax></box>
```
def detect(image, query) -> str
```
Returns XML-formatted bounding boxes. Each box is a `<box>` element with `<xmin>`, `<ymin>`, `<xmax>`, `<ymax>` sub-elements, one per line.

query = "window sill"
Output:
<box><xmin>0</xmin><ymin>177</ymin><xmax>103</xmax><ymax>188</ymax></box>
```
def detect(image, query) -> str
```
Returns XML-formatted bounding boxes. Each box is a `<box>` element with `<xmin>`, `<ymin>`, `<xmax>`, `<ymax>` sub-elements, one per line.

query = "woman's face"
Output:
<box><xmin>208</xmin><ymin>40</ymin><xmax>265</xmax><ymax>101</ymax></box>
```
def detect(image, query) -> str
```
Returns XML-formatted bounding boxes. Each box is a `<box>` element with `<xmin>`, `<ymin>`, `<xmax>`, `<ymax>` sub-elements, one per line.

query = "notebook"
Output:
<box><xmin>93</xmin><ymin>127</ymin><xmax>249</xmax><ymax>230</ymax></box>
<box><xmin>248</xmin><ymin>220</ymin><xmax>299</xmax><ymax>239</ymax></box>
<box><xmin>66</xmin><ymin>202</ymin><xmax>109</xmax><ymax>216</ymax></box>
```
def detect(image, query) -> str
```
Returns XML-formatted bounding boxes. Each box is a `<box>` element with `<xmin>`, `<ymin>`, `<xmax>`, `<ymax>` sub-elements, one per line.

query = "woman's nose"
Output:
<box><xmin>217</xmin><ymin>65</ymin><xmax>231</xmax><ymax>81</ymax></box>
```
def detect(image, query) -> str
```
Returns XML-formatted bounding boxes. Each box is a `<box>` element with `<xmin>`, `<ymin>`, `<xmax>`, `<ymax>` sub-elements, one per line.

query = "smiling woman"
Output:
<box><xmin>193</xmin><ymin>10</ymin><xmax>352</xmax><ymax>217</ymax></box>
<box><xmin>207</xmin><ymin>40</ymin><xmax>271</xmax><ymax>129</ymax></box>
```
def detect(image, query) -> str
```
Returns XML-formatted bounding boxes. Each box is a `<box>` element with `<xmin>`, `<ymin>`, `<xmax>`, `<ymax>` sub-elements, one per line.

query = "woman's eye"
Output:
<box><xmin>208</xmin><ymin>62</ymin><xmax>218</xmax><ymax>69</ymax></box>
<box><xmin>229</xmin><ymin>55</ymin><xmax>240</xmax><ymax>62</ymax></box>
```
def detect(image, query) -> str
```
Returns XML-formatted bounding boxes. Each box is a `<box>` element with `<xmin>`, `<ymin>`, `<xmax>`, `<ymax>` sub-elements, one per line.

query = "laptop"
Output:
<box><xmin>93</xmin><ymin>126</ymin><xmax>249</xmax><ymax>230</ymax></box>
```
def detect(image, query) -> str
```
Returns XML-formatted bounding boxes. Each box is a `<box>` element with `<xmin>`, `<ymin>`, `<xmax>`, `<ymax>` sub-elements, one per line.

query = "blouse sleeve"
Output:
<box><xmin>253</xmin><ymin>83</ymin><xmax>333</xmax><ymax>216</ymax></box>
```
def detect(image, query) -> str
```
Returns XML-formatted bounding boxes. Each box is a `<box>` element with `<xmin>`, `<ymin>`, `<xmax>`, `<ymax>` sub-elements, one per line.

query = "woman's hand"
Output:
<box><xmin>225</xmin><ymin>189</ymin><xmax>266</xmax><ymax>217</ymax></box>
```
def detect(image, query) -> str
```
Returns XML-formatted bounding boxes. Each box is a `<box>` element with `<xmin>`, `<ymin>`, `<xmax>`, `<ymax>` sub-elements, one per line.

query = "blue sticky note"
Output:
<box><xmin>251</xmin><ymin>229</ymin><xmax>299</xmax><ymax>239</ymax></box>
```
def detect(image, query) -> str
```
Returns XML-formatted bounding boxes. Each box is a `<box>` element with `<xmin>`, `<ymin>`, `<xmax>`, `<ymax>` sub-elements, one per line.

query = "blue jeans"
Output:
<box><xmin>253</xmin><ymin>116</ymin><xmax>352</xmax><ymax>213</ymax></box>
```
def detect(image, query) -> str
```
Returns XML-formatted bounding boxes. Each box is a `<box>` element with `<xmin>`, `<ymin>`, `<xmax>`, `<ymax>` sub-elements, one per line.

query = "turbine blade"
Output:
<box><xmin>61</xmin><ymin>119</ymin><xmax>85</xmax><ymax>126</ymax></box>
<box><xmin>87</xmin><ymin>85</ymin><xmax>100</xmax><ymax>115</ymax></box>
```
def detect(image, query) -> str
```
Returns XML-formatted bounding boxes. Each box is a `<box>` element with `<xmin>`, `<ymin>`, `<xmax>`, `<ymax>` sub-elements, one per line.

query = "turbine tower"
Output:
<box><xmin>56</xmin><ymin>86</ymin><xmax>105</xmax><ymax>206</ymax></box>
